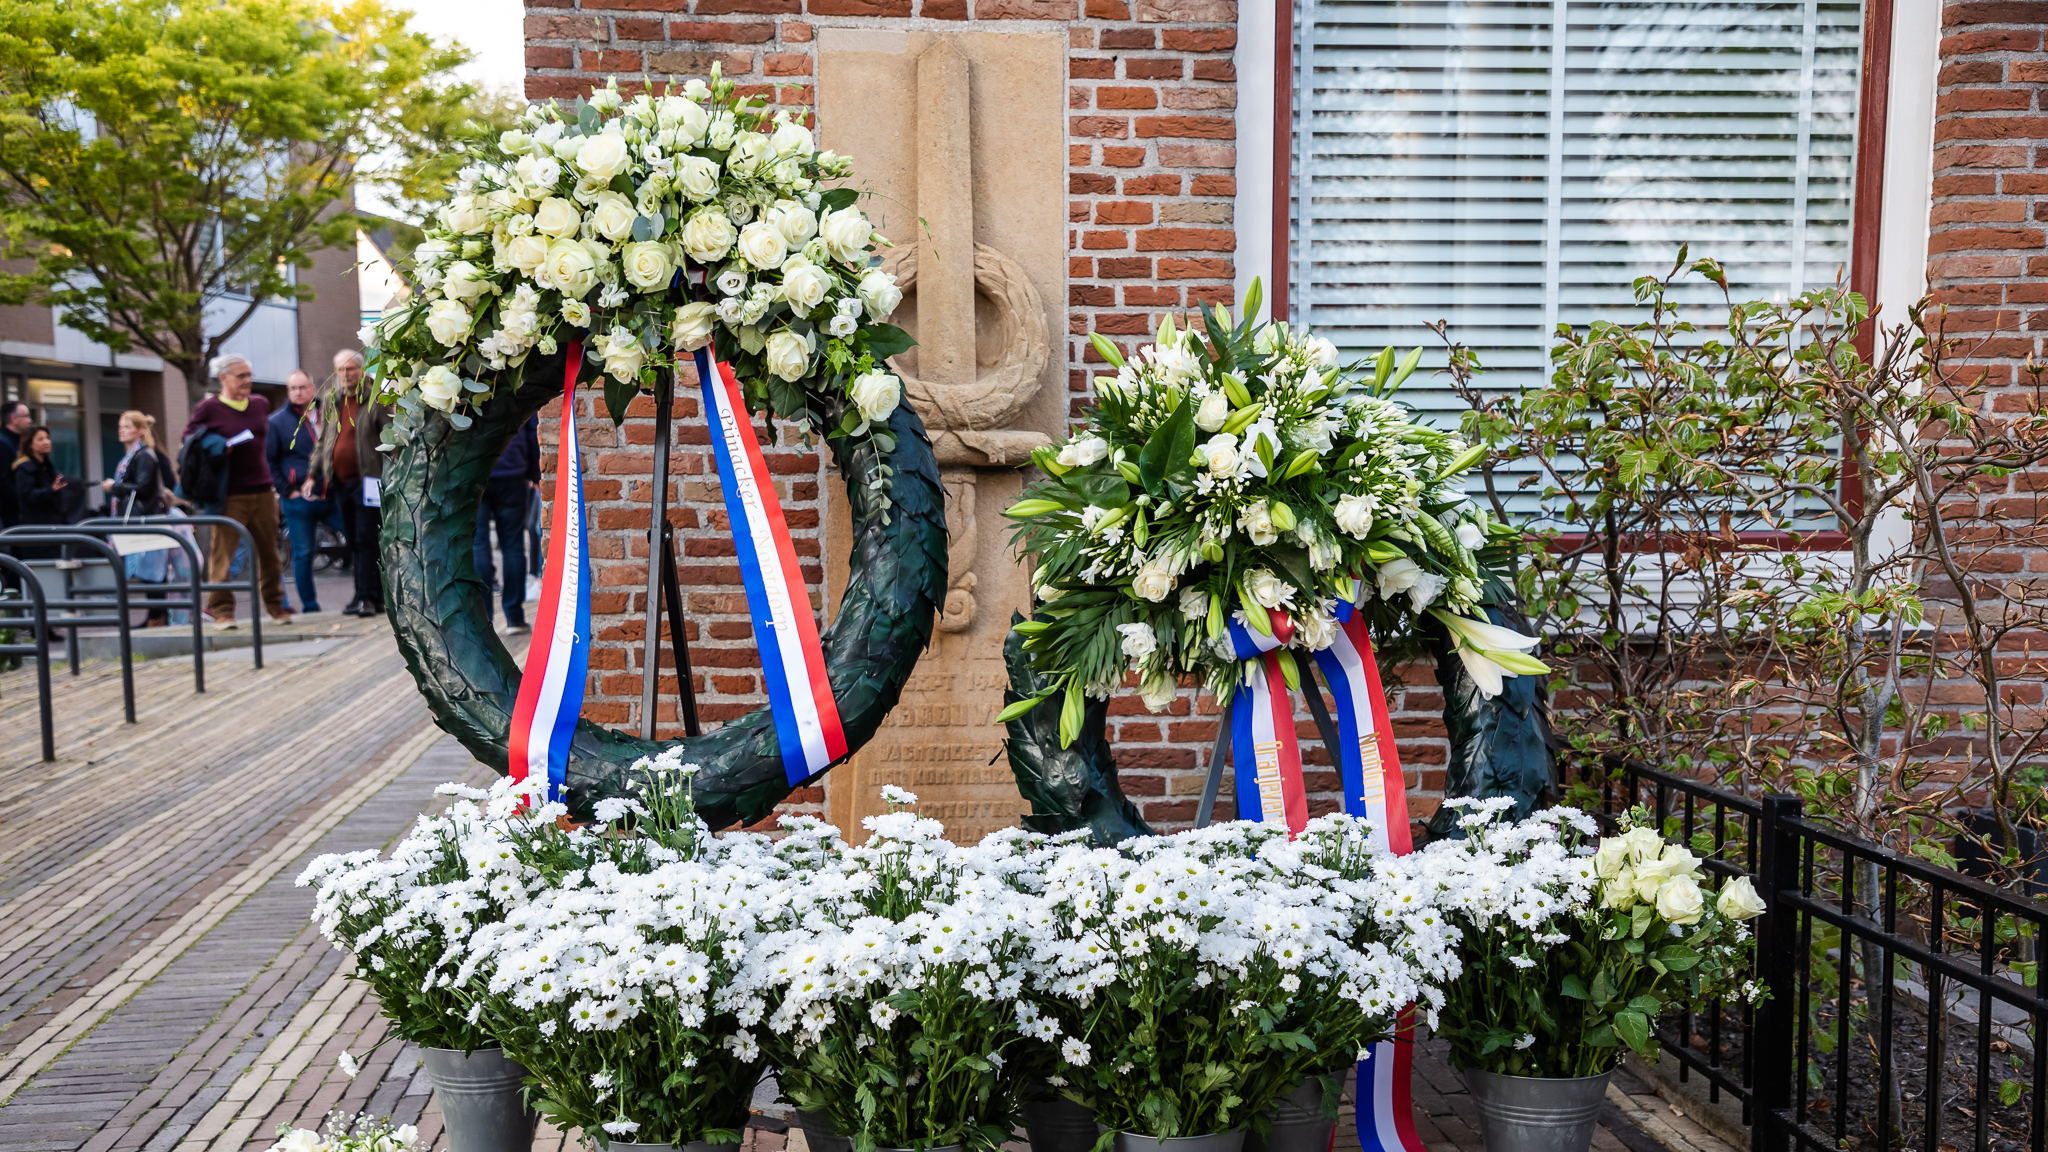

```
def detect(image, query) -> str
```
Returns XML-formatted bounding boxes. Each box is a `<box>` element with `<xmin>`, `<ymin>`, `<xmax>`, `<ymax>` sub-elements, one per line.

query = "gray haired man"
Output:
<box><xmin>181</xmin><ymin>352</ymin><xmax>291</xmax><ymax>627</ymax></box>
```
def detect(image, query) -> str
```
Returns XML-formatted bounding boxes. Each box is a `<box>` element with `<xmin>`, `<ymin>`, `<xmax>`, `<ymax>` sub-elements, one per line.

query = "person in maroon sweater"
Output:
<box><xmin>182</xmin><ymin>353</ymin><xmax>291</xmax><ymax>627</ymax></box>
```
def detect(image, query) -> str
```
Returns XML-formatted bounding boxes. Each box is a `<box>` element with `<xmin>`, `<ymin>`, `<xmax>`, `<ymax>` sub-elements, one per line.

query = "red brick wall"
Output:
<box><xmin>523</xmin><ymin>0</ymin><xmax>1456</xmax><ymax>832</ymax></box>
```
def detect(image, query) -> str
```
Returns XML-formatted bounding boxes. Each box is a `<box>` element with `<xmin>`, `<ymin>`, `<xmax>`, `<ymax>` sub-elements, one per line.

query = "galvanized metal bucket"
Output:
<box><xmin>419</xmin><ymin>1046</ymin><xmax>536</xmax><ymax>1152</ymax></box>
<box><xmin>1461</xmin><ymin>1068</ymin><xmax>1613</xmax><ymax>1152</ymax></box>
<box><xmin>1243</xmin><ymin>1079</ymin><xmax>1334</xmax><ymax>1152</ymax></box>
<box><xmin>1023</xmin><ymin>1092</ymin><xmax>1100</xmax><ymax>1152</ymax></box>
<box><xmin>1110</xmin><ymin>1130</ymin><xmax>1247</xmax><ymax>1152</ymax></box>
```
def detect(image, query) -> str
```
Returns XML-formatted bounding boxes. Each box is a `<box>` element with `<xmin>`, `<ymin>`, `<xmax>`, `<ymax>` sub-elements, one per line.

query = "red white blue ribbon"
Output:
<box><xmin>1224</xmin><ymin>606</ymin><xmax>1307</xmax><ymax>834</ymax></box>
<box><xmin>691</xmin><ymin>346</ymin><xmax>847</xmax><ymax>785</ymax></box>
<box><xmin>509</xmin><ymin>346</ymin><xmax>591</xmax><ymax>802</ymax></box>
<box><xmin>1317</xmin><ymin>592</ymin><xmax>1425</xmax><ymax>1152</ymax></box>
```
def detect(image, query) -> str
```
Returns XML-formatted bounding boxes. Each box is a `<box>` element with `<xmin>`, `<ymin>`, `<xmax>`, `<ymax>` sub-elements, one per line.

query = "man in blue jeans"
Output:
<box><xmin>266</xmin><ymin>370</ymin><xmax>343</xmax><ymax>614</ymax></box>
<box><xmin>474</xmin><ymin>415</ymin><xmax>540</xmax><ymax>632</ymax></box>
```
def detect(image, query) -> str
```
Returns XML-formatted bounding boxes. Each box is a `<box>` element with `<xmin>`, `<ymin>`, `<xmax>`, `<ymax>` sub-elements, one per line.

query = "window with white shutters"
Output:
<box><xmin>1289</xmin><ymin>0</ymin><xmax>1866</xmax><ymax>522</ymax></box>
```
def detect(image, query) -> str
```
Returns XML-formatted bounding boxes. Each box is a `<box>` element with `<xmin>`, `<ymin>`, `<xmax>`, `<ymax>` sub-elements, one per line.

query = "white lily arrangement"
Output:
<box><xmin>1003</xmin><ymin>286</ymin><xmax>1545</xmax><ymax>742</ymax></box>
<box><xmin>1393</xmin><ymin>799</ymin><xmax>1765</xmax><ymax>1079</ymax></box>
<box><xmin>265</xmin><ymin>1113</ymin><xmax>418</xmax><ymax>1152</ymax></box>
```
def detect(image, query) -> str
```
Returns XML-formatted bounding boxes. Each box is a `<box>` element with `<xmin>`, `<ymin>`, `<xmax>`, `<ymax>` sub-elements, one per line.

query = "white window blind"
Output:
<box><xmin>1291</xmin><ymin>0</ymin><xmax>1864</xmax><ymax>520</ymax></box>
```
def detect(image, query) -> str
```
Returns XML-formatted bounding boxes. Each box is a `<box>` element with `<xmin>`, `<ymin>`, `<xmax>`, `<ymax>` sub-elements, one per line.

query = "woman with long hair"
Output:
<box><xmin>102</xmin><ymin>411</ymin><xmax>179</xmax><ymax>626</ymax></box>
<box><xmin>10</xmin><ymin>425</ymin><xmax>65</xmax><ymax>560</ymax></box>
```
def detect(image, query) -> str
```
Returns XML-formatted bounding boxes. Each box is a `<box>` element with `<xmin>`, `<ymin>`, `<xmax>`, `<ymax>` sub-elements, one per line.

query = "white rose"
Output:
<box><xmin>424</xmin><ymin>299</ymin><xmax>472</xmax><ymax>346</ymax></box>
<box><xmin>1194</xmin><ymin>390</ymin><xmax>1231</xmax><ymax>433</ymax></box>
<box><xmin>1133</xmin><ymin>561</ymin><xmax>1175</xmax><ymax>602</ymax></box>
<box><xmin>782</xmin><ymin>261</ymin><xmax>830</xmax><ymax>313</ymax></box>
<box><xmin>766</xmin><ymin>329</ymin><xmax>812</xmax><ymax>382</ymax></box>
<box><xmin>1245</xmin><ymin>569</ymin><xmax>1294</xmax><ymax>609</ymax></box>
<box><xmin>419</xmin><ymin>365</ymin><xmax>463</xmax><ymax>412</ymax></box>
<box><xmin>504</xmin><ymin>232</ymin><xmax>551</xmax><ymax>276</ymax></box>
<box><xmin>576</xmin><ymin>129</ymin><xmax>631</xmax><ymax>181</ymax></box>
<box><xmin>1603</xmin><ymin>869</ymin><xmax>1639</xmax><ymax>910</ymax></box>
<box><xmin>1334</xmin><ymin>493</ymin><xmax>1375</xmax><ymax>538</ymax></box>
<box><xmin>621</xmin><ymin>240</ymin><xmax>677</xmax><ymax>292</ymax></box>
<box><xmin>665</xmin><ymin>98</ymin><xmax>709</xmax><ymax>145</ymax></box>
<box><xmin>1715</xmin><ymin>876</ymin><xmax>1767</xmax><ymax>921</ymax></box>
<box><xmin>1622</xmin><ymin>826</ymin><xmax>1666</xmax><ymax>864</ymax></box>
<box><xmin>670</xmin><ymin>301</ymin><xmax>716</xmax><ymax>351</ymax></box>
<box><xmin>516</xmin><ymin>152</ymin><xmax>562</xmax><ymax>193</ymax></box>
<box><xmin>769</xmin><ymin>119</ymin><xmax>813</xmax><ymax>157</ymax></box>
<box><xmin>850</xmin><ymin>368</ymin><xmax>900</xmax><ymax>422</ymax></box>
<box><xmin>588</xmin><ymin>191</ymin><xmax>637</xmax><ymax>242</ymax></box>
<box><xmin>599</xmin><ymin>327</ymin><xmax>647</xmax><ymax>384</ymax></box>
<box><xmin>716</xmin><ymin>268</ymin><xmax>748</xmax><ymax>296</ymax></box>
<box><xmin>1202</xmin><ymin>433</ymin><xmax>1240</xmax><ymax>479</ymax></box>
<box><xmin>1057</xmin><ymin>435</ymin><xmax>1109</xmax><ymax>468</ymax></box>
<box><xmin>736</xmin><ymin>221</ymin><xmax>788</xmax><ymax>271</ymax></box>
<box><xmin>1238</xmin><ymin>500</ymin><xmax>1277</xmax><ymax>546</ymax></box>
<box><xmin>1376</xmin><ymin>557</ymin><xmax>1423</xmax><ymax>602</ymax></box>
<box><xmin>770</xmin><ymin>200</ymin><xmax>818</xmax><ymax>246</ymax></box>
<box><xmin>675</xmin><ymin>155</ymin><xmax>722</xmax><ymax>203</ymax></box>
<box><xmin>1305</xmin><ymin>335</ymin><xmax>1340</xmax><ymax>369</ymax></box>
<box><xmin>1593</xmin><ymin>837</ymin><xmax>1630</xmax><ymax>880</ymax></box>
<box><xmin>1116</xmin><ymin>621</ymin><xmax>1157</xmax><ymax>659</ymax></box>
<box><xmin>560</xmin><ymin>299</ymin><xmax>591</xmax><ymax>328</ymax></box>
<box><xmin>440</xmin><ymin>194</ymin><xmax>489</xmax><ymax>234</ymax></box>
<box><xmin>541</xmin><ymin>239</ymin><xmax>599</xmax><ymax>300</ymax></box>
<box><xmin>444</xmin><ymin>260</ymin><xmax>493</xmax><ymax>303</ymax></box>
<box><xmin>1655</xmin><ymin>876</ymin><xmax>1705</xmax><ymax>925</ymax></box>
<box><xmin>1178</xmin><ymin>587</ymin><xmax>1207</xmax><ymax>620</ymax></box>
<box><xmin>857</xmin><ymin>269</ymin><xmax>902</xmax><ymax>320</ymax></box>
<box><xmin>726</xmin><ymin>133</ymin><xmax>774</xmax><ymax>179</ymax></box>
<box><xmin>498</xmin><ymin>129</ymin><xmax>533</xmax><ymax>155</ymax></box>
<box><xmin>818</xmin><ymin>206</ymin><xmax>871</xmax><ymax>263</ymax></box>
<box><xmin>680</xmin><ymin>210</ymin><xmax>736</xmax><ymax>264</ymax></box>
<box><xmin>1138</xmin><ymin>670</ymin><xmax>1177</xmax><ymax>713</ymax></box>
<box><xmin>532</xmin><ymin>196</ymin><xmax>581</xmax><ymax>239</ymax></box>
<box><xmin>548</xmin><ymin>134</ymin><xmax>583</xmax><ymax>164</ymax></box>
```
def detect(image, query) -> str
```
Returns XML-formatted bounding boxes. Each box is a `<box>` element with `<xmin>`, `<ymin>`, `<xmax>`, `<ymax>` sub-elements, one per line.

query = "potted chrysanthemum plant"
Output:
<box><xmin>454</xmin><ymin>755</ymin><xmax>789</xmax><ymax>1151</ymax></box>
<box><xmin>1393</xmin><ymin>800</ymin><xmax>1766</xmax><ymax>1152</ymax></box>
<box><xmin>300</xmin><ymin>785</ymin><xmax>536</xmax><ymax>1152</ymax></box>
<box><xmin>753</xmin><ymin>787</ymin><xmax>1038</xmax><ymax>1152</ymax></box>
<box><xmin>1023</xmin><ymin>819</ymin><xmax>1433</xmax><ymax>1152</ymax></box>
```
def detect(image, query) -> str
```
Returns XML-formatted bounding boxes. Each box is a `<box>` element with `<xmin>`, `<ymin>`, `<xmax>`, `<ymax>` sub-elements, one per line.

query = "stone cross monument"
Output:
<box><xmin>817</xmin><ymin>29</ymin><xmax>1067</xmax><ymax>842</ymax></box>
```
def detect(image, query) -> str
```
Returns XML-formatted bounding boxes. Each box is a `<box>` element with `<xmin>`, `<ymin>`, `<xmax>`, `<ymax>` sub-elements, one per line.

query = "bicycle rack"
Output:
<box><xmin>0</xmin><ymin>530</ymin><xmax>136</xmax><ymax>723</ymax></box>
<box><xmin>69</xmin><ymin>514</ymin><xmax>265</xmax><ymax>669</ymax></box>
<box><xmin>65</xmin><ymin>519</ymin><xmax>211</xmax><ymax>693</ymax></box>
<box><xmin>0</xmin><ymin>553</ymin><xmax>55</xmax><ymax>761</ymax></box>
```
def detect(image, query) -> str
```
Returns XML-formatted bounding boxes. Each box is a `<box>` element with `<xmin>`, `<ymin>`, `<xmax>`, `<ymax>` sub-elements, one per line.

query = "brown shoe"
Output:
<box><xmin>270</xmin><ymin>609</ymin><xmax>296</xmax><ymax>624</ymax></box>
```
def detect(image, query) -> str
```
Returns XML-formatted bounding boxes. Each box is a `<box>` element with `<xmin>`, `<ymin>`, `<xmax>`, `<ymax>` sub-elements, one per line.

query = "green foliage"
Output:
<box><xmin>0</xmin><ymin>0</ymin><xmax>485</xmax><ymax>394</ymax></box>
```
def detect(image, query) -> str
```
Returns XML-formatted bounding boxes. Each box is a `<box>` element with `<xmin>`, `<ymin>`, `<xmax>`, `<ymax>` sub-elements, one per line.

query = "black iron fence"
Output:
<box><xmin>1573</xmin><ymin>757</ymin><xmax>2046</xmax><ymax>1151</ymax></box>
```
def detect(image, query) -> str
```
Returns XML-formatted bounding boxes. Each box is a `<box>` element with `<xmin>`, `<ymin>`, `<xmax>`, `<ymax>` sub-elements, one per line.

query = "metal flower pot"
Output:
<box><xmin>1111</xmin><ymin>1131</ymin><xmax>1247</xmax><ymax>1152</ymax></box>
<box><xmin>796</xmin><ymin>1109</ymin><xmax>854</xmax><ymax>1152</ymax></box>
<box><xmin>1023</xmin><ymin>1092</ymin><xmax>1099</xmax><ymax>1152</ymax></box>
<box><xmin>1243</xmin><ymin>1080</ymin><xmax>1333</xmax><ymax>1152</ymax></box>
<box><xmin>1461</xmin><ymin>1068</ymin><xmax>1613</xmax><ymax>1152</ymax></box>
<box><xmin>419</xmin><ymin>1046</ymin><xmax>537</xmax><ymax>1152</ymax></box>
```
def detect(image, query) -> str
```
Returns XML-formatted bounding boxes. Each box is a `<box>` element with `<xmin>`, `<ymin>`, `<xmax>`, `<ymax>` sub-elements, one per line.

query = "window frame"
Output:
<box><xmin>1263</xmin><ymin>0</ymin><xmax>1903</xmax><ymax>549</ymax></box>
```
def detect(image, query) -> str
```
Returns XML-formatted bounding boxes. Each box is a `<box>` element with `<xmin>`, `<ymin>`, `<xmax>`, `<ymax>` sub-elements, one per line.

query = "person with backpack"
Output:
<box><xmin>181</xmin><ymin>353</ymin><xmax>290</xmax><ymax>628</ymax></box>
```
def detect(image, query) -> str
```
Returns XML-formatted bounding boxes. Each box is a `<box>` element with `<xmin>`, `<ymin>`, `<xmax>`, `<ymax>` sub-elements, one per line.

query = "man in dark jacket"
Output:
<box><xmin>474</xmin><ymin>415</ymin><xmax>540</xmax><ymax>632</ymax></box>
<box><xmin>312</xmin><ymin>348</ymin><xmax>390</xmax><ymax>617</ymax></box>
<box><xmin>268</xmin><ymin>370</ymin><xmax>343</xmax><ymax>614</ymax></box>
<box><xmin>0</xmin><ymin>399</ymin><xmax>29</xmax><ymax>528</ymax></box>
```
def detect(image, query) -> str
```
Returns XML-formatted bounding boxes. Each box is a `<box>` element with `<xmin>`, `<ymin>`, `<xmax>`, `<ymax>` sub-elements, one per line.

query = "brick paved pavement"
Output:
<box><xmin>0</xmin><ymin>616</ymin><xmax>1742</xmax><ymax>1152</ymax></box>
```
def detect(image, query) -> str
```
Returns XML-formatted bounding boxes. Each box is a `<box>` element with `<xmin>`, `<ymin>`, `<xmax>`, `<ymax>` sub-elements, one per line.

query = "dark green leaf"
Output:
<box><xmin>863</xmin><ymin>323</ymin><xmax>917</xmax><ymax>361</ymax></box>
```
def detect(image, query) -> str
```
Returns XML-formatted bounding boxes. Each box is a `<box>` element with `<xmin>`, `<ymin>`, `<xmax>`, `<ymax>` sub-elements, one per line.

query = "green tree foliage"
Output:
<box><xmin>0</xmin><ymin>0</ymin><xmax>489</xmax><ymax>399</ymax></box>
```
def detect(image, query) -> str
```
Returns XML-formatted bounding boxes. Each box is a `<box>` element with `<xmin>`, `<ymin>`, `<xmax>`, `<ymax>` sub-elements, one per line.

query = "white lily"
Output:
<box><xmin>1430</xmin><ymin>610</ymin><xmax>1547</xmax><ymax>698</ymax></box>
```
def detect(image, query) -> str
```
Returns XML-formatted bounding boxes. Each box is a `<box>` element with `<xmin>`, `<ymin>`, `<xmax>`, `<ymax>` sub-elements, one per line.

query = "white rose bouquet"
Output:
<box><xmin>265</xmin><ymin>1112</ymin><xmax>419</xmax><ymax>1152</ymax></box>
<box><xmin>1002</xmin><ymin>283</ymin><xmax>1542</xmax><ymax>743</ymax></box>
<box><xmin>1393</xmin><ymin>799</ymin><xmax>1765</xmax><ymax>1079</ymax></box>
<box><xmin>362</xmin><ymin>71</ymin><xmax>914</xmax><ymax>502</ymax></box>
<box><xmin>1023</xmin><ymin>817</ymin><xmax>1441</xmax><ymax>1141</ymax></box>
<box><xmin>751</xmin><ymin>789</ymin><xmax>1038</xmax><ymax>1152</ymax></box>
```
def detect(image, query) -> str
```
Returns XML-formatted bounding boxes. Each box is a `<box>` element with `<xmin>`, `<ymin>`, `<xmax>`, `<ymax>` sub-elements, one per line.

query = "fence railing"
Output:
<box><xmin>1575</xmin><ymin>757</ymin><xmax>2046</xmax><ymax>1152</ymax></box>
